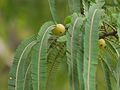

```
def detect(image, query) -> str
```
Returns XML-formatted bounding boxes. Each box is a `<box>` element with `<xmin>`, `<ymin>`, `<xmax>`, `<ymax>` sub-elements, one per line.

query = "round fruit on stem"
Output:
<box><xmin>52</xmin><ymin>24</ymin><xmax>65</xmax><ymax>36</ymax></box>
<box><xmin>99</xmin><ymin>39</ymin><xmax>106</xmax><ymax>49</ymax></box>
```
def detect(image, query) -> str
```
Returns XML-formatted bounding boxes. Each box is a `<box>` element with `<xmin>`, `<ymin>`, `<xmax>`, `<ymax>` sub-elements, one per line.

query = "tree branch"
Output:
<box><xmin>99</xmin><ymin>31</ymin><xmax>117</xmax><ymax>39</ymax></box>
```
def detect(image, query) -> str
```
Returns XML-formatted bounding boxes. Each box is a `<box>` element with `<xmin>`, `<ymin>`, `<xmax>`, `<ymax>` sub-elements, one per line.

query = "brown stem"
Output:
<box><xmin>99</xmin><ymin>31</ymin><xmax>117</xmax><ymax>39</ymax></box>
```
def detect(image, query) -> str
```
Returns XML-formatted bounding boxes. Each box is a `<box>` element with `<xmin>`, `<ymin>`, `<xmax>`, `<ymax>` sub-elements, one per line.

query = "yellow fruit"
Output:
<box><xmin>99</xmin><ymin>39</ymin><xmax>106</xmax><ymax>49</ymax></box>
<box><xmin>52</xmin><ymin>24</ymin><xmax>65</xmax><ymax>36</ymax></box>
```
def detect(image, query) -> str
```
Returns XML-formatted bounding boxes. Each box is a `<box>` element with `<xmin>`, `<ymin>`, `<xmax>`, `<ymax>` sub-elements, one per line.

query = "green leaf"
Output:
<box><xmin>66</xmin><ymin>13</ymin><xmax>84</xmax><ymax>90</ymax></box>
<box><xmin>99</xmin><ymin>40</ymin><xmax>119</xmax><ymax>76</ymax></box>
<box><xmin>46</xmin><ymin>41</ymin><xmax>66</xmax><ymax>90</ymax></box>
<box><xmin>31</xmin><ymin>21</ymin><xmax>54</xmax><ymax>90</ymax></box>
<box><xmin>68</xmin><ymin>0</ymin><xmax>83</xmax><ymax>13</ymax></box>
<box><xmin>48</xmin><ymin>0</ymin><xmax>58</xmax><ymax>24</ymax></box>
<box><xmin>8</xmin><ymin>35</ymin><xmax>37</xmax><ymax>90</ymax></box>
<box><xmin>64</xmin><ymin>15</ymin><xmax>72</xmax><ymax>25</ymax></box>
<box><xmin>96</xmin><ymin>0</ymin><xmax>105</xmax><ymax>7</ymax></box>
<box><xmin>101</xmin><ymin>60</ymin><xmax>112</xmax><ymax>90</ymax></box>
<box><xmin>82</xmin><ymin>0</ymin><xmax>89</xmax><ymax>15</ymax></box>
<box><xmin>99</xmin><ymin>40</ymin><xmax>119</xmax><ymax>81</ymax></box>
<box><xmin>99</xmin><ymin>49</ymin><xmax>114</xmax><ymax>74</ymax></box>
<box><xmin>68</xmin><ymin>0</ymin><xmax>74</xmax><ymax>13</ymax></box>
<box><xmin>105</xmin><ymin>40</ymin><xmax>119</xmax><ymax>62</ymax></box>
<box><xmin>83</xmin><ymin>5</ymin><xmax>103</xmax><ymax>90</ymax></box>
<box><xmin>115</xmin><ymin>57</ymin><xmax>120</xmax><ymax>90</ymax></box>
<box><xmin>105</xmin><ymin>0</ymin><xmax>120</xmax><ymax>7</ymax></box>
<box><xmin>72</xmin><ymin>0</ymin><xmax>81</xmax><ymax>13</ymax></box>
<box><xmin>99</xmin><ymin>40</ymin><xmax>119</xmax><ymax>89</ymax></box>
<box><xmin>117</xmin><ymin>13</ymin><xmax>120</xmax><ymax>42</ymax></box>
<box><xmin>66</xmin><ymin>13</ymin><xmax>78</xmax><ymax>90</ymax></box>
<box><xmin>76</xmin><ymin>23</ymin><xmax>85</xmax><ymax>90</ymax></box>
<box><xmin>23</xmin><ymin>62</ymin><xmax>33</xmax><ymax>90</ymax></box>
<box><xmin>82</xmin><ymin>1</ymin><xmax>104</xmax><ymax>16</ymax></box>
<box><xmin>57</xmin><ymin>35</ymin><xmax>67</xmax><ymax>42</ymax></box>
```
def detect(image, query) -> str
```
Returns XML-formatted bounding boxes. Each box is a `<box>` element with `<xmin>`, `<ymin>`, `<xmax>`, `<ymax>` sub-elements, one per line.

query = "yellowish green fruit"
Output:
<box><xmin>99</xmin><ymin>39</ymin><xmax>106</xmax><ymax>49</ymax></box>
<box><xmin>52</xmin><ymin>24</ymin><xmax>65</xmax><ymax>36</ymax></box>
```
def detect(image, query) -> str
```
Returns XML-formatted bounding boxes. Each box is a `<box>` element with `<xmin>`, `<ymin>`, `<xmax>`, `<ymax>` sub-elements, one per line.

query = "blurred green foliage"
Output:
<box><xmin>0</xmin><ymin>0</ymin><xmax>68</xmax><ymax>90</ymax></box>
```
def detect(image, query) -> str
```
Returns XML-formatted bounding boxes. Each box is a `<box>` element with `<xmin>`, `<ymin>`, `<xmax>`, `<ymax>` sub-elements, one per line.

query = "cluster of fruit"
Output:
<box><xmin>52</xmin><ymin>24</ymin><xmax>106</xmax><ymax>49</ymax></box>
